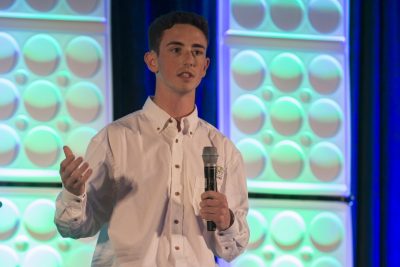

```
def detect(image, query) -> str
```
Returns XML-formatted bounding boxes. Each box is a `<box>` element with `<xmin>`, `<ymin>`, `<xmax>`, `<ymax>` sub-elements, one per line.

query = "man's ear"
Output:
<box><xmin>200</xmin><ymin>57</ymin><xmax>210</xmax><ymax>78</ymax></box>
<box><xmin>144</xmin><ymin>51</ymin><xmax>158</xmax><ymax>73</ymax></box>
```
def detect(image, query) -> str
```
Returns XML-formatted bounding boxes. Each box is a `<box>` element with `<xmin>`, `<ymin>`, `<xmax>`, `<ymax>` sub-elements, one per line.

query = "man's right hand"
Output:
<box><xmin>59</xmin><ymin>146</ymin><xmax>92</xmax><ymax>196</ymax></box>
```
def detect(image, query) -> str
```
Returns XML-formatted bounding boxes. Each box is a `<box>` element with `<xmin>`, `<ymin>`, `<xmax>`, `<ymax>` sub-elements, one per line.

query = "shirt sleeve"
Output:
<box><xmin>54</xmin><ymin>131</ymin><xmax>116</xmax><ymax>239</ymax></box>
<box><xmin>212</xmin><ymin>145</ymin><xmax>250</xmax><ymax>262</ymax></box>
<box><xmin>54</xmin><ymin>189</ymin><xmax>87</xmax><ymax>237</ymax></box>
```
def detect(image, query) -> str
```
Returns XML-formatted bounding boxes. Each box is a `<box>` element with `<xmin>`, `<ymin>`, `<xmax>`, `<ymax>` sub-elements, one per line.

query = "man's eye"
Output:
<box><xmin>171</xmin><ymin>48</ymin><xmax>181</xmax><ymax>53</ymax></box>
<box><xmin>193</xmin><ymin>50</ymin><xmax>204</xmax><ymax>56</ymax></box>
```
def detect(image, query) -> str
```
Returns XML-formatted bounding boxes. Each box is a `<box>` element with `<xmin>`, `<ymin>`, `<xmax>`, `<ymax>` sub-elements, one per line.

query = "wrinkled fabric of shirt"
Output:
<box><xmin>55</xmin><ymin>97</ymin><xmax>249</xmax><ymax>267</ymax></box>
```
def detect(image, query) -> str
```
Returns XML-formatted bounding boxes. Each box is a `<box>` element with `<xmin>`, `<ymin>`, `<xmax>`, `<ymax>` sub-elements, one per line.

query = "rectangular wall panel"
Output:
<box><xmin>0</xmin><ymin>0</ymin><xmax>112</xmax><ymax>183</ymax></box>
<box><xmin>0</xmin><ymin>187</ymin><xmax>97</xmax><ymax>266</ymax></box>
<box><xmin>218</xmin><ymin>0</ymin><xmax>351</xmax><ymax>197</ymax></box>
<box><xmin>218</xmin><ymin>198</ymin><xmax>353</xmax><ymax>267</ymax></box>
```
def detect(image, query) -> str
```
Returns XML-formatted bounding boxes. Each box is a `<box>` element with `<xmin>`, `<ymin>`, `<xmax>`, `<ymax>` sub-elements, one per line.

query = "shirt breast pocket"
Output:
<box><xmin>191</xmin><ymin>176</ymin><xmax>204</xmax><ymax>216</ymax></box>
<box><xmin>191</xmin><ymin>170</ymin><xmax>224</xmax><ymax>216</ymax></box>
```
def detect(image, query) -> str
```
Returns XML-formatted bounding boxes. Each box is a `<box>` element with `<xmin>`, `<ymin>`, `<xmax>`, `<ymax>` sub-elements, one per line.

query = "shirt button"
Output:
<box><xmin>175</xmin><ymin>246</ymin><xmax>180</xmax><ymax>250</ymax></box>
<box><xmin>175</xmin><ymin>139</ymin><xmax>179</xmax><ymax>143</ymax></box>
<box><xmin>174</xmin><ymin>219</ymin><xmax>179</xmax><ymax>224</ymax></box>
<box><xmin>175</xmin><ymin>164</ymin><xmax>180</xmax><ymax>168</ymax></box>
<box><xmin>168</xmin><ymin>118</ymin><xmax>173</xmax><ymax>123</ymax></box>
<box><xmin>175</xmin><ymin>192</ymin><xmax>180</xmax><ymax>196</ymax></box>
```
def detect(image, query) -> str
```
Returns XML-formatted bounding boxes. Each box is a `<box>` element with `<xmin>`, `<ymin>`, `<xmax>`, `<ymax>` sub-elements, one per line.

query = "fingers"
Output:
<box><xmin>63</xmin><ymin>146</ymin><xmax>73</xmax><ymax>158</ymax></box>
<box><xmin>81</xmin><ymin>167</ymin><xmax>93</xmax><ymax>182</ymax></box>
<box><xmin>59</xmin><ymin>146</ymin><xmax>92</xmax><ymax>196</ymax></box>
<box><xmin>200</xmin><ymin>197</ymin><xmax>226</xmax><ymax>209</ymax></box>
<box><xmin>63</xmin><ymin>159</ymin><xmax>88</xmax><ymax>185</ymax></box>
<box><xmin>62</xmin><ymin>157</ymin><xmax>83</xmax><ymax>181</ymax></box>
<box><xmin>70</xmin><ymin>162</ymin><xmax>89</xmax><ymax>183</ymax></box>
<box><xmin>66</xmin><ymin>167</ymin><xmax>92</xmax><ymax>194</ymax></box>
<box><xmin>60</xmin><ymin>146</ymin><xmax>75</xmax><ymax>174</ymax></box>
<box><xmin>200</xmin><ymin>205</ymin><xmax>230</xmax><ymax>230</ymax></box>
<box><xmin>201</xmin><ymin>190</ymin><xmax>217</xmax><ymax>199</ymax></box>
<box><xmin>199</xmin><ymin>191</ymin><xmax>231</xmax><ymax>230</ymax></box>
<box><xmin>201</xmin><ymin>191</ymin><xmax>227</xmax><ymax>203</ymax></box>
<box><xmin>200</xmin><ymin>192</ymin><xmax>227</xmax><ymax>207</ymax></box>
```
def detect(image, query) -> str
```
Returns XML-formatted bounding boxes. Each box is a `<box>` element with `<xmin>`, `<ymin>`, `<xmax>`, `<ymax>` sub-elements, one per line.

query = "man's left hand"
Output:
<box><xmin>200</xmin><ymin>191</ymin><xmax>232</xmax><ymax>231</ymax></box>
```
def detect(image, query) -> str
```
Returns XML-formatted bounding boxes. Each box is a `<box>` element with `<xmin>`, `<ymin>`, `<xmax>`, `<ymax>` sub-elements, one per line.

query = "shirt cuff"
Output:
<box><xmin>61</xmin><ymin>188</ymin><xmax>86</xmax><ymax>205</ymax></box>
<box><xmin>216</xmin><ymin>209</ymin><xmax>238</xmax><ymax>237</ymax></box>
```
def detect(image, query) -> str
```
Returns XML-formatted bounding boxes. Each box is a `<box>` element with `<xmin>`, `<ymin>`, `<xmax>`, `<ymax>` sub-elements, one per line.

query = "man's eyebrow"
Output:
<box><xmin>166</xmin><ymin>41</ymin><xmax>184</xmax><ymax>47</ymax></box>
<box><xmin>166</xmin><ymin>41</ymin><xmax>206</xmax><ymax>50</ymax></box>
<box><xmin>192</xmin><ymin>43</ymin><xmax>206</xmax><ymax>50</ymax></box>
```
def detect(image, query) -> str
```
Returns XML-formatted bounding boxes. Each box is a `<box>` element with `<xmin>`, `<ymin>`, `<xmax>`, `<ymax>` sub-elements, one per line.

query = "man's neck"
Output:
<box><xmin>153</xmin><ymin>91</ymin><xmax>195</xmax><ymax>122</ymax></box>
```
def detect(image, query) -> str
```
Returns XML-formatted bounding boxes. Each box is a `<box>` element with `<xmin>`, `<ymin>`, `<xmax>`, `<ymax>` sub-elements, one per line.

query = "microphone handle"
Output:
<box><xmin>205</xmin><ymin>165</ymin><xmax>217</xmax><ymax>231</ymax></box>
<box><xmin>207</xmin><ymin>220</ymin><xmax>216</xmax><ymax>231</ymax></box>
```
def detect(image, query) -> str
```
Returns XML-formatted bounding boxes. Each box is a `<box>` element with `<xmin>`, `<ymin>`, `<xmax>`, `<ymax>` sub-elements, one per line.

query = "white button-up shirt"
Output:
<box><xmin>55</xmin><ymin>97</ymin><xmax>249</xmax><ymax>267</ymax></box>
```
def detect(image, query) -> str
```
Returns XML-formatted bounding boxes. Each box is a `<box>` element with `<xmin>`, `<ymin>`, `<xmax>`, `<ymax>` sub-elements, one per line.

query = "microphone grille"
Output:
<box><xmin>202</xmin><ymin>146</ymin><xmax>218</xmax><ymax>164</ymax></box>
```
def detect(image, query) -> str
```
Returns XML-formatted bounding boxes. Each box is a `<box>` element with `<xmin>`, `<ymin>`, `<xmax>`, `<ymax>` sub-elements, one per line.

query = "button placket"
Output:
<box><xmin>171</xmin><ymin>234</ymin><xmax>184</xmax><ymax>257</ymax></box>
<box><xmin>170</xmin><ymin>132</ymin><xmax>184</xmax><ymax>256</ymax></box>
<box><xmin>171</xmin><ymin>134</ymin><xmax>183</xmax><ymax>205</ymax></box>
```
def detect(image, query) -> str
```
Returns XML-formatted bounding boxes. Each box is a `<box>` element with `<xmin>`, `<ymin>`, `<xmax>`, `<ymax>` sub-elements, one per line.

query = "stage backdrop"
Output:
<box><xmin>2</xmin><ymin>0</ymin><xmax>400</xmax><ymax>266</ymax></box>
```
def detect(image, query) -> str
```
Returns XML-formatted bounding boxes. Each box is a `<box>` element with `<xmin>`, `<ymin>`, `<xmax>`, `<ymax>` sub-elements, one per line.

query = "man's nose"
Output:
<box><xmin>183</xmin><ymin>50</ymin><xmax>195</xmax><ymax>66</ymax></box>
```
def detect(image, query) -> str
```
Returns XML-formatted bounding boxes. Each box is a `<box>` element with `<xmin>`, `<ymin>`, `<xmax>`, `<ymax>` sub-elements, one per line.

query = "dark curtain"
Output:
<box><xmin>352</xmin><ymin>0</ymin><xmax>400</xmax><ymax>266</ymax></box>
<box><xmin>111</xmin><ymin>0</ymin><xmax>217</xmax><ymax>126</ymax></box>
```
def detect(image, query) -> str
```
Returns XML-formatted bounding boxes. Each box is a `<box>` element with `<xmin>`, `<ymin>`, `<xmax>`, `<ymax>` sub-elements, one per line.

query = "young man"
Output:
<box><xmin>55</xmin><ymin>11</ymin><xmax>249</xmax><ymax>267</ymax></box>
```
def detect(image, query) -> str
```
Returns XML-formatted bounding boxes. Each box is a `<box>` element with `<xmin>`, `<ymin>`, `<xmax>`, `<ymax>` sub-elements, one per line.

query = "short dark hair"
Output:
<box><xmin>148</xmin><ymin>11</ymin><xmax>209</xmax><ymax>54</ymax></box>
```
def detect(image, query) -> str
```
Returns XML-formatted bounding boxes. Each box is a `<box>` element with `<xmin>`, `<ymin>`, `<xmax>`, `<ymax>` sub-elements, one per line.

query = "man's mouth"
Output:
<box><xmin>178</xmin><ymin>71</ymin><xmax>194</xmax><ymax>78</ymax></box>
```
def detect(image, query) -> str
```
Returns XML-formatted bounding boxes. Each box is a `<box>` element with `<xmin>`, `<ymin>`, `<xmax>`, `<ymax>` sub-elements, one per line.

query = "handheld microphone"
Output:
<box><xmin>202</xmin><ymin>146</ymin><xmax>218</xmax><ymax>231</ymax></box>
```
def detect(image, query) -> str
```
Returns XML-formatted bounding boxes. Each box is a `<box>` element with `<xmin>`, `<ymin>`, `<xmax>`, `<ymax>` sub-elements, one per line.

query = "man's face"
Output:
<box><xmin>146</xmin><ymin>23</ymin><xmax>210</xmax><ymax>96</ymax></box>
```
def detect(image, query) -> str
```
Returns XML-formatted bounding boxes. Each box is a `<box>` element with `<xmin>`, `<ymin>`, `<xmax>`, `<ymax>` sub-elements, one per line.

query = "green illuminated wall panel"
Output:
<box><xmin>0</xmin><ymin>0</ymin><xmax>112</xmax><ymax>183</ymax></box>
<box><xmin>218</xmin><ymin>1</ymin><xmax>353</xmax><ymax>266</ymax></box>
<box><xmin>0</xmin><ymin>0</ymin><xmax>105</xmax><ymax>18</ymax></box>
<box><xmin>0</xmin><ymin>187</ymin><xmax>97</xmax><ymax>267</ymax></box>
<box><xmin>229</xmin><ymin>0</ymin><xmax>345</xmax><ymax>38</ymax></box>
<box><xmin>0</xmin><ymin>1</ymin><xmax>111</xmax><ymax>266</ymax></box>
<box><xmin>219</xmin><ymin>199</ymin><xmax>352</xmax><ymax>267</ymax></box>
<box><xmin>218</xmin><ymin>0</ymin><xmax>350</xmax><ymax>197</ymax></box>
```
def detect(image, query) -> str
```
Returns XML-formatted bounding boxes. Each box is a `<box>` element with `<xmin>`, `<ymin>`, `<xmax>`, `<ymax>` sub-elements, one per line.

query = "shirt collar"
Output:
<box><xmin>143</xmin><ymin>97</ymin><xmax>199</xmax><ymax>136</ymax></box>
